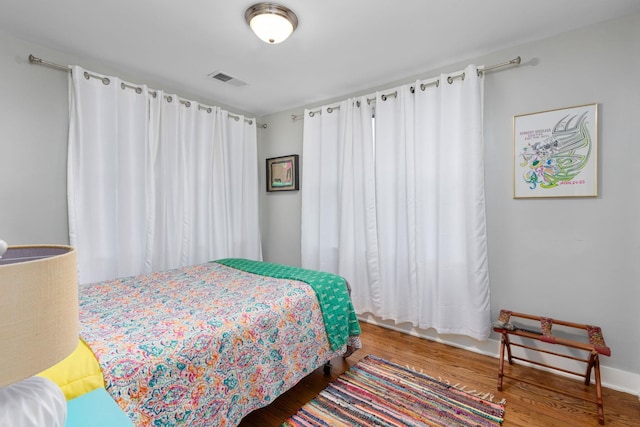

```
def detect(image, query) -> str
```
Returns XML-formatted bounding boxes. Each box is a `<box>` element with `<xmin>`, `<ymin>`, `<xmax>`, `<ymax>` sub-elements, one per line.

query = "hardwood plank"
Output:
<box><xmin>239</xmin><ymin>322</ymin><xmax>640</xmax><ymax>426</ymax></box>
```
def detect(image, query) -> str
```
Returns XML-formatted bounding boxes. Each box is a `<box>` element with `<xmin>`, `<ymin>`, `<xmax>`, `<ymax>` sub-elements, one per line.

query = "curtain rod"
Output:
<box><xmin>291</xmin><ymin>56</ymin><xmax>521</xmax><ymax>121</ymax></box>
<box><xmin>27</xmin><ymin>54</ymin><xmax>267</xmax><ymax>128</ymax></box>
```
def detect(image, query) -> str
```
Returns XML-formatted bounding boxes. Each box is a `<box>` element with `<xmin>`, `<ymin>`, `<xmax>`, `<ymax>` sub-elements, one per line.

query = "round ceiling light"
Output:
<box><xmin>245</xmin><ymin>3</ymin><xmax>299</xmax><ymax>44</ymax></box>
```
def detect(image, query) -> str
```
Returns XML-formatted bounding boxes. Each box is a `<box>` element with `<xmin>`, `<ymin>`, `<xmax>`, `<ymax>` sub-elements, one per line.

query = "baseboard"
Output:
<box><xmin>358</xmin><ymin>314</ymin><xmax>640</xmax><ymax>397</ymax></box>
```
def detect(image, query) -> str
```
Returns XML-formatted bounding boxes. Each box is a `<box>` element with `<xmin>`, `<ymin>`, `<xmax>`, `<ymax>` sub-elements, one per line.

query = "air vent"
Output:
<box><xmin>212</xmin><ymin>72</ymin><xmax>232</xmax><ymax>82</ymax></box>
<box><xmin>208</xmin><ymin>71</ymin><xmax>248</xmax><ymax>87</ymax></box>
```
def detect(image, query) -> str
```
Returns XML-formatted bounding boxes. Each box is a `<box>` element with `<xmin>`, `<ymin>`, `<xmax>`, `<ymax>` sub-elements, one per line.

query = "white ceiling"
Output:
<box><xmin>2</xmin><ymin>0</ymin><xmax>640</xmax><ymax>117</ymax></box>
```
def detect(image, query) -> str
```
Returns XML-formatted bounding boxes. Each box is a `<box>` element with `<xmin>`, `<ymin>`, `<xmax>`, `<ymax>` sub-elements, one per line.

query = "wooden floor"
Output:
<box><xmin>240</xmin><ymin>322</ymin><xmax>639</xmax><ymax>426</ymax></box>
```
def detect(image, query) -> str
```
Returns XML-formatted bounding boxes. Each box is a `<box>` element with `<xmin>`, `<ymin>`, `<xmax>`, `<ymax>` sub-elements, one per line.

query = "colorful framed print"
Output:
<box><xmin>266</xmin><ymin>154</ymin><xmax>299</xmax><ymax>192</ymax></box>
<box><xmin>513</xmin><ymin>103</ymin><xmax>598</xmax><ymax>198</ymax></box>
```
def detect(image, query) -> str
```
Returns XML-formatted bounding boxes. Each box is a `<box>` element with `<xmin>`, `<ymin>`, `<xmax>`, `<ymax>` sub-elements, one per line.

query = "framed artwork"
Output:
<box><xmin>513</xmin><ymin>103</ymin><xmax>598</xmax><ymax>198</ymax></box>
<box><xmin>266</xmin><ymin>154</ymin><xmax>299</xmax><ymax>192</ymax></box>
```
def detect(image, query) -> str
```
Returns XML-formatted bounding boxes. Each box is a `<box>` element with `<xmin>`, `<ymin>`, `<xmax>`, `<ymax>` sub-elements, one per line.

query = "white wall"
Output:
<box><xmin>257</xmin><ymin>14</ymin><xmax>640</xmax><ymax>394</ymax></box>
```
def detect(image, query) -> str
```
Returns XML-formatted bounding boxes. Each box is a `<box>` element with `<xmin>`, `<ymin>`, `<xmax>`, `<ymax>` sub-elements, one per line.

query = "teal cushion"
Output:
<box><xmin>66</xmin><ymin>388</ymin><xmax>134</xmax><ymax>427</ymax></box>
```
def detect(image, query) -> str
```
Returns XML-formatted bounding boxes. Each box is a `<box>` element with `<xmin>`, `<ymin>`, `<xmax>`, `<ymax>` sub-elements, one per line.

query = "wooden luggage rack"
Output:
<box><xmin>493</xmin><ymin>310</ymin><xmax>611</xmax><ymax>425</ymax></box>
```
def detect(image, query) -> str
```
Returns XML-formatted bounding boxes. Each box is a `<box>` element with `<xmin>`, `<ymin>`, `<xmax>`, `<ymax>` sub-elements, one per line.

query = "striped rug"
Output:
<box><xmin>282</xmin><ymin>354</ymin><xmax>505</xmax><ymax>426</ymax></box>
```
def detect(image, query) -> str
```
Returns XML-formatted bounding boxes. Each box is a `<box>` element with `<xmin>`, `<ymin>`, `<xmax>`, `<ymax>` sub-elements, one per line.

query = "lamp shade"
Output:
<box><xmin>245</xmin><ymin>3</ymin><xmax>298</xmax><ymax>44</ymax></box>
<box><xmin>0</xmin><ymin>245</ymin><xmax>78</xmax><ymax>388</ymax></box>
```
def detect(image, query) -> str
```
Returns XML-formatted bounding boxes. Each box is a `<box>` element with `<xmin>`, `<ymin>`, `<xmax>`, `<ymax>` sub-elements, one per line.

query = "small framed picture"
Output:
<box><xmin>513</xmin><ymin>103</ymin><xmax>598</xmax><ymax>198</ymax></box>
<box><xmin>266</xmin><ymin>154</ymin><xmax>299</xmax><ymax>192</ymax></box>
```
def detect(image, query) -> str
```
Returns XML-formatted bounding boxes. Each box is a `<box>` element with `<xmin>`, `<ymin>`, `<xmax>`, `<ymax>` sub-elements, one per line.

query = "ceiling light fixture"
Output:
<box><xmin>245</xmin><ymin>3</ymin><xmax>298</xmax><ymax>44</ymax></box>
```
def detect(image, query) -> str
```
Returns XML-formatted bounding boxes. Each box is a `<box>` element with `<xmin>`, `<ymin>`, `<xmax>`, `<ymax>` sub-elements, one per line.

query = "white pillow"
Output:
<box><xmin>0</xmin><ymin>376</ymin><xmax>66</xmax><ymax>427</ymax></box>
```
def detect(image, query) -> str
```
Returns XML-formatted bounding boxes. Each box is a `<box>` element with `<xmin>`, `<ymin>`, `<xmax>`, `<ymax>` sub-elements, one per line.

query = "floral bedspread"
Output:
<box><xmin>78</xmin><ymin>262</ymin><xmax>357</xmax><ymax>426</ymax></box>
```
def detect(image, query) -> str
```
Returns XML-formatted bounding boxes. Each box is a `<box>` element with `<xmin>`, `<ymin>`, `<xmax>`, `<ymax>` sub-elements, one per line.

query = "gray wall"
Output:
<box><xmin>257</xmin><ymin>14</ymin><xmax>640</xmax><ymax>391</ymax></box>
<box><xmin>1</xmin><ymin>34</ymin><xmax>70</xmax><ymax>244</ymax></box>
<box><xmin>258</xmin><ymin>113</ymin><xmax>305</xmax><ymax>266</ymax></box>
<box><xmin>2</xmin><ymin>14</ymin><xmax>639</xmax><ymax>393</ymax></box>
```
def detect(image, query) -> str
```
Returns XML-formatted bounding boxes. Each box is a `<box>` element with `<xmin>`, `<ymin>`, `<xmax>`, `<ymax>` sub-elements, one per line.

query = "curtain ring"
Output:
<box><xmin>356</xmin><ymin>100</ymin><xmax>361</xmax><ymax>107</ymax></box>
<box><xmin>120</xmin><ymin>82</ymin><xmax>143</xmax><ymax>94</ymax></box>
<box><xmin>207</xmin><ymin>107</ymin><xmax>212</xmax><ymax>113</ymax></box>
<box><xmin>247</xmin><ymin>119</ymin><xmax>253</xmax><ymax>125</ymax></box>
<box><xmin>462</xmin><ymin>72</ymin><xmax>466</xmax><ymax>80</ymax></box>
<box><xmin>83</xmin><ymin>71</ymin><xmax>109</xmax><ymax>85</ymax></box>
<box><xmin>166</xmin><ymin>96</ymin><xmax>173</xmax><ymax>103</ymax></box>
<box><xmin>327</xmin><ymin>107</ymin><xmax>333</xmax><ymax>113</ymax></box>
<box><xmin>309</xmin><ymin>111</ymin><xmax>315</xmax><ymax>117</ymax></box>
<box><xmin>420</xmin><ymin>83</ymin><xmax>426</xmax><ymax>91</ymax></box>
<box><xmin>447</xmin><ymin>76</ymin><xmax>454</xmax><ymax>84</ymax></box>
<box><xmin>381</xmin><ymin>91</ymin><xmax>397</xmax><ymax>101</ymax></box>
<box><xmin>410</xmin><ymin>86</ymin><xmax>415</xmax><ymax>94</ymax></box>
<box><xmin>184</xmin><ymin>101</ymin><xmax>191</xmax><ymax>107</ymax></box>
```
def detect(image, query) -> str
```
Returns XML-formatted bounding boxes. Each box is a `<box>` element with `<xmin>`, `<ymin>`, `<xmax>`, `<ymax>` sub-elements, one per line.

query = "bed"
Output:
<box><xmin>74</xmin><ymin>258</ymin><xmax>361</xmax><ymax>426</ymax></box>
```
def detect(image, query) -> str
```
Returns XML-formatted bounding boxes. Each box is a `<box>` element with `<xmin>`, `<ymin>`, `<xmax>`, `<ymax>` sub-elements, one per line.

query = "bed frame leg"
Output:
<box><xmin>323</xmin><ymin>361</ymin><xmax>331</xmax><ymax>375</ymax></box>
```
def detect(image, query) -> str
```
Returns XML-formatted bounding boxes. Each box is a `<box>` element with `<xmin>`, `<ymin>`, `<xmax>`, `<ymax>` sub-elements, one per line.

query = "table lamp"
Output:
<box><xmin>0</xmin><ymin>241</ymin><xmax>79</xmax><ymax>426</ymax></box>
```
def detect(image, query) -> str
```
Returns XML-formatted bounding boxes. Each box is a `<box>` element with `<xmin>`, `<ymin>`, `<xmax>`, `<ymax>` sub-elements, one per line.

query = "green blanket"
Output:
<box><xmin>215</xmin><ymin>258</ymin><xmax>361</xmax><ymax>350</ymax></box>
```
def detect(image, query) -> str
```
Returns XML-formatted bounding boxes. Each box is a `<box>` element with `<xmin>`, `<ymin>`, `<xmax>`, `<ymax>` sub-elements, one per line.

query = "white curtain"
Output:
<box><xmin>302</xmin><ymin>64</ymin><xmax>490</xmax><ymax>339</ymax></box>
<box><xmin>68</xmin><ymin>66</ymin><xmax>262</xmax><ymax>284</ymax></box>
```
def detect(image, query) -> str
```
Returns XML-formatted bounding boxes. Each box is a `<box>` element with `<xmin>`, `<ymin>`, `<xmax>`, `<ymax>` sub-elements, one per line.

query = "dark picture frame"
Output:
<box><xmin>266</xmin><ymin>154</ymin><xmax>299</xmax><ymax>192</ymax></box>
